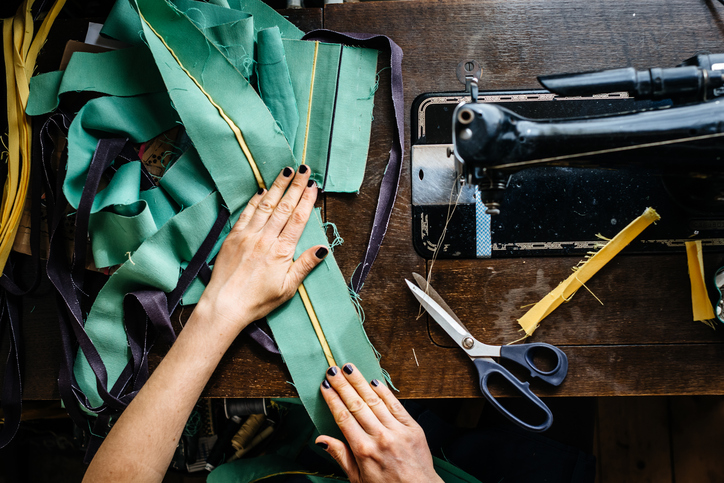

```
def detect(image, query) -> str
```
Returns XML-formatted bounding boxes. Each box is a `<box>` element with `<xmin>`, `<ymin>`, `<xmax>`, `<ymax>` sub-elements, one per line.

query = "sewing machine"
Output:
<box><xmin>412</xmin><ymin>54</ymin><xmax>724</xmax><ymax>259</ymax></box>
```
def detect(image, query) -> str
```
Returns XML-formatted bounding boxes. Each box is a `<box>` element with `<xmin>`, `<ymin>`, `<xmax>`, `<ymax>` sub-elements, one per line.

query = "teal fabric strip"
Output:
<box><xmin>159</xmin><ymin>147</ymin><xmax>215</xmax><ymax>209</ymax></box>
<box><xmin>26</xmin><ymin>46</ymin><xmax>165</xmax><ymax>116</ymax></box>
<box><xmin>267</xmin><ymin>209</ymin><xmax>385</xmax><ymax>440</ymax></box>
<box><xmin>139</xmin><ymin>186</ymin><xmax>179</xmax><ymax>230</ymax></box>
<box><xmin>227</xmin><ymin>0</ymin><xmax>304</xmax><ymax>40</ymax></box>
<box><xmin>101</xmin><ymin>0</ymin><xmax>145</xmax><ymax>45</ymax></box>
<box><xmin>325</xmin><ymin>47</ymin><xmax>378</xmax><ymax>193</ymax></box>
<box><xmin>172</xmin><ymin>0</ymin><xmax>256</xmax><ymax>79</ymax></box>
<box><xmin>63</xmin><ymin>93</ymin><xmax>179</xmax><ymax>211</ymax></box>
<box><xmin>88</xmin><ymin>200</ymin><xmax>158</xmax><ymax>269</ymax></box>
<box><xmin>283</xmin><ymin>40</ymin><xmax>340</xmax><ymax>184</ymax></box>
<box><xmin>433</xmin><ymin>457</ymin><xmax>483</xmax><ymax>483</ymax></box>
<box><xmin>75</xmin><ymin>193</ymin><xmax>222</xmax><ymax>407</ymax></box>
<box><xmin>257</xmin><ymin>27</ymin><xmax>299</xmax><ymax>147</ymax></box>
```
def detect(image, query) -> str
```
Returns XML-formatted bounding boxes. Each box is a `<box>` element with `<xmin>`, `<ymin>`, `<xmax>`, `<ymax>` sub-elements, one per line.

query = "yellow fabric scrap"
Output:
<box><xmin>685</xmin><ymin>240</ymin><xmax>716</xmax><ymax>328</ymax></box>
<box><xmin>2</xmin><ymin>0</ymin><xmax>66</xmax><ymax>274</ymax></box>
<box><xmin>518</xmin><ymin>207</ymin><xmax>661</xmax><ymax>337</ymax></box>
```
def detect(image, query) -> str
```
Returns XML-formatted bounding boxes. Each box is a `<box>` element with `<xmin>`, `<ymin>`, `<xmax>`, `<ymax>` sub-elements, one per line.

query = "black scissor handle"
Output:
<box><xmin>473</xmin><ymin>358</ymin><xmax>554</xmax><ymax>432</ymax></box>
<box><xmin>499</xmin><ymin>343</ymin><xmax>568</xmax><ymax>386</ymax></box>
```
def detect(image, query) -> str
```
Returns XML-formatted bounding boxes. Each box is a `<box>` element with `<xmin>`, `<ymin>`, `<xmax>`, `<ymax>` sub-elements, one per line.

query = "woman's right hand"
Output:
<box><xmin>315</xmin><ymin>363</ymin><xmax>444</xmax><ymax>483</ymax></box>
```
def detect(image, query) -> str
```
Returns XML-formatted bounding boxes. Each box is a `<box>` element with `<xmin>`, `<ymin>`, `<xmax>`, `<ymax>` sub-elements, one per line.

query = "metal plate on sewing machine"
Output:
<box><xmin>411</xmin><ymin>90</ymin><xmax>724</xmax><ymax>258</ymax></box>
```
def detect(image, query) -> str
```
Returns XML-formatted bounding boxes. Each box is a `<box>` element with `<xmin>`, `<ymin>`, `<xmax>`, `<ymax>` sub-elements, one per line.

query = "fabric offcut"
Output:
<box><xmin>25</xmin><ymin>0</ymin><xmax>385</xmax><ymax>439</ymax></box>
<box><xmin>685</xmin><ymin>240</ymin><xmax>717</xmax><ymax>328</ymax></box>
<box><xmin>517</xmin><ymin>207</ymin><xmax>661</xmax><ymax>337</ymax></box>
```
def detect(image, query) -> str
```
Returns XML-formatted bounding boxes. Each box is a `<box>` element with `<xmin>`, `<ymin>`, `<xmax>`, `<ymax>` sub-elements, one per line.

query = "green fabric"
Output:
<box><xmin>325</xmin><ymin>47</ymin><xmax>378</xmax><ymax>193</ymax></box>
<box><xmin>159</xmin><ymin>147</ymin><xmax>215</xmax><ymax>209</ymax></box>
<box><xmin>283</xmin><ymin>40</ymin><xmax>378</xmax><ymax>191</ymax></box>
<box><xmin>25</xmin><ymin>46</ymin><xmax>164</xmax><ymax>116</ymax></box>
<box><xmin>25</xmin><ymin>0</ymin><xmax>384</xmax><ymax>440</ymax></box>
<box><xmin>101</xmin><ymin>0</ymin><xmax>145</xmax><ymax>45</ymax></box>
<box><xmin>257</xmin><ymin>27</ymin><xmax>299</xmax><ymax>147</ymax></box>
<box><xmin>267</xmin><ymin>209</ymin><xmax>385</xmax><ymax>441</ymax></box>
<box><xmin>75</xmin><ymin>193</ymin><xmax>223</xmax><ymax>403</ymax></box>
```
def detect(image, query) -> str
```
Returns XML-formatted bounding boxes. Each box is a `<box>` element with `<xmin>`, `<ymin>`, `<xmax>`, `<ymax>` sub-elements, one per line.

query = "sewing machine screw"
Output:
<box><xmin>462</xmin><ymin>337</ymin><xmax>475</xmax><ymax>349</ymax></box>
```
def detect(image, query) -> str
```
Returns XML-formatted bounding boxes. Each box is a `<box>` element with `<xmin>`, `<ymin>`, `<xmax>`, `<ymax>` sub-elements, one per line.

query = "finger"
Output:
<box><xmin>230</xmin><ymin>188</ymin><xmax>265</xmax><ymax>234</ymax></box>
<box><xmin>263</xmin><ymin>165</ymin><xmax>312</xmax><ymax>236</ymax></box>
<box><xmin>370</xmin><ymin>378</ymin><xmax>417</xmax><ymax>427</ymax></box>
<box><xmin>315</xmin><ymin>437</ymin><xmax>359</xmax><ymax>481</ymax></box>
<box><xmin>278</xmin><ymin>179</ymin><xmax>317</xmax><ymax>246</ymax></box>
<box><xmin>245</xmin><ymin>167</ymin><xmax>294</xmax><ymax>232</ymax></box>
<box><xmin>340</xmin><ymin>363</ymin><xmax>399</xmax><ymax>429</ymax></box>
<box><xmin>285</xmin><ymin>245</ymin><xmax>328</xmax><ymax>291</ymax></box>
<box><xmin>326</xmin><ymin>366</ymin><xmax>386</xmax><ymax>435</ymax></box>
<box><xmin>320</xmin><ymin>376</ymin><xmax>370</xmax><ymax>445</ymax></box>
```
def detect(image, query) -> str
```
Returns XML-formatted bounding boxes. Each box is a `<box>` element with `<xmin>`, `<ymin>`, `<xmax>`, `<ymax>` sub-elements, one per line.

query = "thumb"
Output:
<box><xmin>316</xmin><ymin>436</ymin><xmax>359</xmax><ymax>481</ymax></box>
<box><xmin>288</xmin><ymin>245</ymin><xmax>328</xmax><ymax>288</ymax></box>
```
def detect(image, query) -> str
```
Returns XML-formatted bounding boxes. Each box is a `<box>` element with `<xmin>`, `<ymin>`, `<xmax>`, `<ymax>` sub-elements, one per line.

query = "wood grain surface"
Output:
<box><xmin>9</xmin><ymin>1</ymin><xmax>724</xmax><ymax>401</ymax></box>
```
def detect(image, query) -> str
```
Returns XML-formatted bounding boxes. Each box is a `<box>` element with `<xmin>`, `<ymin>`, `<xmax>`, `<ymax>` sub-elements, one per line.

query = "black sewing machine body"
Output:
<box><xmin>411</xmin><ymin>88</ymin><xmax>724</xmax><ymax>259</ymax></box>
<box><xmin>410</xmin><ymin>54</ymin><xmax>724</xmax><ymax>259</ymax></box>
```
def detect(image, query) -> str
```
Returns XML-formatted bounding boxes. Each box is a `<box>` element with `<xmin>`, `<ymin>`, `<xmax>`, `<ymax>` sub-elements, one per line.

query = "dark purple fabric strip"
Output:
<box><xmin>0</xmin><ymin>265</ymin><xmax>23</xmax><ymax>449</ymax></box>
<box><xmin>301</xmin><ymin>30</ymin><xmax>404</xmax><ymax>294</ymax></box>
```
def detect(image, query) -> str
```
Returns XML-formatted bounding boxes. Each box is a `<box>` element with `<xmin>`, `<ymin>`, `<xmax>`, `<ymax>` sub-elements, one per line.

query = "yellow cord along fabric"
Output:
<box><xmin>517</xmin><ymin>207</ymin><xmax>661</xmax><ymax>337</ymax></box>
<box><xmin>1</xmin><ymin>0</ymin><xmax>66</xmax><ymax>274</ymax></box>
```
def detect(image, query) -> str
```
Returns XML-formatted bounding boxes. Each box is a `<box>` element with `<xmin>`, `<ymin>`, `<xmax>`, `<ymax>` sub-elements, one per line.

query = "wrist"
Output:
<box><xmin>188</xmin><ymin>296</ymin><xmax>254</xmax><ymax>343</ymax></box>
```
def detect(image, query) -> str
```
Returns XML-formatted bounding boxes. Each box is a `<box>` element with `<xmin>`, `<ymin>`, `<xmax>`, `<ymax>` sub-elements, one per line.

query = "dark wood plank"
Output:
<box><xmin>597</xmin><ymin>397</ymin><xmax>672</xmax><ymax>483</ymax></box>
<box><xmin>670</xmin><ymin>396</ymin><xmax>724</xmax><ymax>483</ymax></box>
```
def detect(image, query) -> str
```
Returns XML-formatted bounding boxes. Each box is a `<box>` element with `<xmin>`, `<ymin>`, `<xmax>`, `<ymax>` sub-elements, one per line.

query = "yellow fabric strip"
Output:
<box><xmin>139</xmin><ymin>13</ymin><xmax>266</xmax><ymax>190</ymax></box>
<box><xmin>300</xmin><ymin>41</ymin><xmax>319</xmax><ymax>166</ymax></box>
<box><xmin>1</xmin><ymin>0</ymin><xmax>66</xmax><ymax>274</ymax></box>
<box><xmin>685</xmin><ymin>240</ymin><xmax>716</xmax><ymax>326</ymax></box>
<box><xmin>518</xmin><ymin>207</ymin><xmax>661</xmax><ymax>337</ymax></box>
<box><xmin>298</xmin><ymin>282</ymin><xmax>336</xmax><ymax>367</ymax></box>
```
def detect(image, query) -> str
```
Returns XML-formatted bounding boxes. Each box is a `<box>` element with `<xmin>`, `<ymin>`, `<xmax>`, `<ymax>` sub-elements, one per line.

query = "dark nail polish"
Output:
<box><xmin>307</xmin><ymin>179</ymin><xmax>315</xmax><ymax>188</ymax></box>
<box><xmin>299</xmin><ymin>164</ymin><xmax>309</xmax><ymax>174</ymax></box>
<box><xmin>370</xmin><ymin>379</ymin><xmax>380</xmax><ymax>387</ymax></box>
<box><xmin>316</xmin><ymin>441</ymin><xmax>329</xmax><ymax>450</ymax></box>
<box><xmin>257</xmin><ymin>188</ymin><xmax>264</xmax><ymax>195</ymax></box>
<box><xmin>322</xmin><ymin>379</ymin><xmax>331</xmax><ymax>389</ymax></box>
<box><xmin>315</xmin><ymin>247</ymin><xmax>328</xmax><ymax>259</ymax></box>
<box><xmin>327</xmin><ymin>366</ymin><xmax>337</xmax><ymax>377</ymax></box>
<box><xmin>283</xmin><ymin>167</ymin><xmax>293</xmax><ymax>177</ymax></box>
<box><xmin>343</xmin><ymin>364</ymin><xmax>354</xmax><ymax>375</ymax></box>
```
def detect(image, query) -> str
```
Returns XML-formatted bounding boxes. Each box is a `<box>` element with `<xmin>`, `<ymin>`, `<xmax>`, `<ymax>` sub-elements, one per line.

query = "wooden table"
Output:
<box><xmin>12</xmin><ymin>0</ymin><xmax>724</xmax><ymax>401</ymax></box>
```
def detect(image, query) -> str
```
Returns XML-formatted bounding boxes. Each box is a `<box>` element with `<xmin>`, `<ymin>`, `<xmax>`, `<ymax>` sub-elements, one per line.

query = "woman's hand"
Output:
<box><xmin>316</xmin><ymin>363</ymin><xmax>444</xmax><ymax>483</ymax></box>
<box><xmin>198</xmin><ymin>165</ymin><xmax>327</xmax><ymax>334</ymax></box>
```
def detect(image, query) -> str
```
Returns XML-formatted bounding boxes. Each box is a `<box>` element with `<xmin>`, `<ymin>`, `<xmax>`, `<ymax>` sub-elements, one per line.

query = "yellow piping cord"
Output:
<box><xmin>300</xmin><ymin>41</ymin><xmax>319</xmax><ymax>166</ymax></box>
<box><xmin>139</xmin><ymin>13</ymin><xmax>266</xmax><ymax>189</ymax></box>
<box><xmin>298</xmin><ymin>283</ymin><xmax>336</xmax><ymax>367</ymax></box>
<box><xmin>517</xmin><ymin>207</ymin><xmax>660</xmax><ymax>337</ymax></box>
<box><xmin>1</xmin><ymin>0</ymin><xmax>66</xmax><ymax>273</ymax></box>
<box><xmin>140</xmin><ymin>12</ymin><xmax>336</xmax><ymax>365</ymax></box>
<box><xmin>685</xmin><ymin>240</ymin><xmax>716</xmax><ymax>326</ymax></box>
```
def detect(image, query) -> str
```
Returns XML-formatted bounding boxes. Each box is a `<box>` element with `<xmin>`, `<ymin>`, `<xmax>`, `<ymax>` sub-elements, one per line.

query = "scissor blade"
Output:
<box><xmin>411</xmin><ymin>272</ymin><xmax>472</xmax><ymax>333</ymax></box>
<box><xmin>406</xmin><ymin>279</ymin><xmax>476</xmax><ymax>350</ymax></box>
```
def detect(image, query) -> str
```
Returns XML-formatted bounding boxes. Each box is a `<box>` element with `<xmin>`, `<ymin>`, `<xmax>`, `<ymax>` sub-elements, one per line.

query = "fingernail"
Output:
<box><xmin>283</xmin><ymin>167</ymin><xmax>293</xmax><ymax>177</ymax></box>
<box><xmin>370</xmin><ymin>379</ymin><xmax>380</xmax><ymax>387</ymax></box>
<box><xmin>322</xmin><ymin>379</ymin><xmax>331</xmax><ymax>389</ymax></box>
<box><xmin>343</xmin><ymin>364</ymin><xmax>353</xmax><ymax>375</ymax></box>
<box><xmin>307</xmin><ymin>179</ymin><xmax>315</xmax><ymax>188</ymax></box>
<box><xmin>299</xmin><ymin>164</ymin><xmax>309</xmax><ymax>174</ymax></box>
<box><xmin>327</xmin><ymin>366</ymin><xmax>338</xmax><ymax>377</ymax></box>
<box><xmin>315</xmin><ymin>247</ymin><xmax>328</xmax><ymax>259</ymax></box>
<box><xmin>256</xmin><ymin>188</ymin><xmax>264</xmax><ymax>195</ymax></box>
<box><xmin>316</xmin><ymin>441</ymin><xmax>328</xmax><ymax>450</ymax></box>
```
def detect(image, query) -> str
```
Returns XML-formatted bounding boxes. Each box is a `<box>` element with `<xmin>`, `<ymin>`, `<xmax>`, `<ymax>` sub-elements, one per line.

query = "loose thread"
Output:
<box><xmin>577</xmin><ymin>277</ymin><xmax>604</xmax><ymax>305</ymax></box>
<box><xmin>125</xmin><ymin>251</ymin><xmax>136</xmax><ymax>265</ymax></box>
<box><xmin>412</xmin><ymin>348</ymin><xmax>419</xmax><ymax>367</ymax></box>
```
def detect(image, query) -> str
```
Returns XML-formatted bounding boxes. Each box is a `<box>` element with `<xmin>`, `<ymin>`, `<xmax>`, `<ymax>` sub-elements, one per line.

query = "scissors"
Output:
<box><xmin>405</xmin><ymin>273</ymin><xmax>568</xmax><ymax>432</ymax></box>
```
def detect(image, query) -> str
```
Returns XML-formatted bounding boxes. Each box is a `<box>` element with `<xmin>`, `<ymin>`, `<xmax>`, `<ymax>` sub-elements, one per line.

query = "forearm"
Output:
<box><xmin>83</xmin><ymin>301</ymin><xmax>246</xmax><ymax>483</ymax></box>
